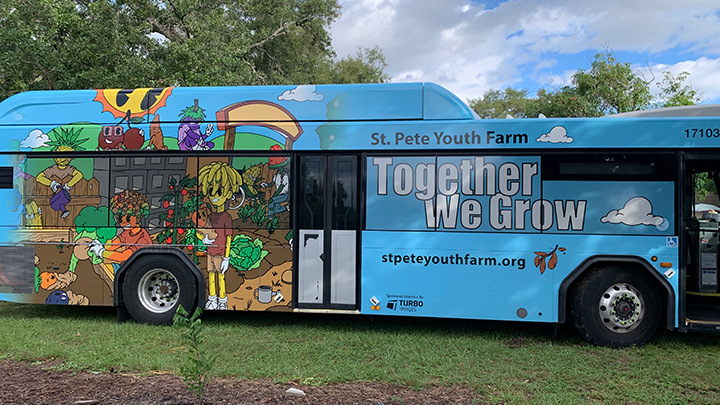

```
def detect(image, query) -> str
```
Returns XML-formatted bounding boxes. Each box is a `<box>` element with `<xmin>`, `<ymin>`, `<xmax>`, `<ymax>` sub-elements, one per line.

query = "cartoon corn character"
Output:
<box><xmin>198</xmin><ymin>161</ymin><xmax>243</xmax><ymax>310</ymax></box>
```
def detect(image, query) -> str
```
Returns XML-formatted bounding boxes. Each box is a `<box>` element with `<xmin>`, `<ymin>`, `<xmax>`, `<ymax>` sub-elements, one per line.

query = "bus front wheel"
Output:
<box><xmin>571</xmin><ymin>266</ymin><xmax>660</xmax><ymax>348</ymax></box>
<box><xmin>122</xmin><ymin>255</ymin><xmax>197</xmax><ymax>325</ymax></box>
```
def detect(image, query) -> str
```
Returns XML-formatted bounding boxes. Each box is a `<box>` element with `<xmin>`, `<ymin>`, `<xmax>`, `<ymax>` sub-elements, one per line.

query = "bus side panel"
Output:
<box><xmin>362</xmin><ymin>154</ymin><xmax>680</xmax><ymax>322</ymax></box>
<box><xmin>360</xmin><ymin>232</ymin><xmax>679</xmax><ymax>323</ymax></box>
<box><xmin>361</xmin><ymin>231</ymin><xmax>552</xmax><ymax>321</ymax></box>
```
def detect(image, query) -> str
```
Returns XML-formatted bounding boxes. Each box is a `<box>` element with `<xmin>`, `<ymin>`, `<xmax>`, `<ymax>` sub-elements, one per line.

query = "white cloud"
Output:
<box><xmin>536</xmin><ymin>126</ymin><xmax>572</xmax><ymax>143</ymax></box>
<box><xmin>331</xmin><ymin>0</ymin><xmax>720</xmax><ymax>102</ymax></box>
<box><xmin>278</xmin><ymin>85</ymin><xmax>324</xmax><ymax>102</ymax></box>
<box><xmin>20</xmin><ymin>129</ymin><xmax>49</xmax><ymax>149</ymax></box>
<box><xmin>601</xmin><ymin>196</ymin><xmax>666</xmax><ymax>229</ymax></box>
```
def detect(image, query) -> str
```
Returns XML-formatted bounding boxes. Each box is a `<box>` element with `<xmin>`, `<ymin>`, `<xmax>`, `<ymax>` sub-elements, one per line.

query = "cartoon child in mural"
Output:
<box><xmin>88</xmin><ymin>190</ymin><xmax>151</xmax><ymax>294</ymax></box>
<box><xmin>34</xmin><ymin>205</ymin><xmax>119</xmax><ymax>302</ymax></box>
<box><xmin>197</xmin><ymin>161</ymin><xmax>243</xmax><ymax>310</ymax></box>
<box><xmin>178</xmin><ymin>99</ymin><xmax>214</xmax><ymax>151</ymax></box>
<box><xmin>35</xmin><ymin>128</ymin><xmax>87</xmax><ymax>219</ymax></box>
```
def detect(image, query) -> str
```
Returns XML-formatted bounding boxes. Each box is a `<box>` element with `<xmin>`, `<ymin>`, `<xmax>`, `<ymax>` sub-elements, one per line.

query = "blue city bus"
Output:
<box><xmin>0</xmin><ymin>82</ymin><xmax>718</xmax><ymax>347</ymax></box>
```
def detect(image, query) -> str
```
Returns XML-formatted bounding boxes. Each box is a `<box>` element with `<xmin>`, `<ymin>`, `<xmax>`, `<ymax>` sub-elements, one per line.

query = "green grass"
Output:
<box><xmin>1</xmin><ymin>301</ymin><xmax>720</xmax><ymax>404</ymax></box>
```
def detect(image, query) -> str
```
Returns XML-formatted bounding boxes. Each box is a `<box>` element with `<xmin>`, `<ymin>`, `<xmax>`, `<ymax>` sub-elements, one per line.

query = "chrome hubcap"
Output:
<box><xmin>599</xmin><ymin>283</ymin><xmax>644</xmax><ymax>333</ymax></box>
<box><xmin>138</xmin><ymin>269</ymin><xmax>180</xmax><ymax>313</ymax></box>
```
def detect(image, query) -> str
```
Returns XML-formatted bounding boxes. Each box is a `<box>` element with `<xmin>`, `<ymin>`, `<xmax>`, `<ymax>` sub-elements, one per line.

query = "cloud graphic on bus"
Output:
<box><xmin>536</xmin><ymin>126</ymin><xmax>573</xmax><ymax>143</ymax></box>
<box><xmin>601</xmin><ymin>196</ymin><xmax>667</xmax><ymax>230</ymax></box>
<box><xmin>278</xmin><ymin>85</ymin><xmax>324</xmax><ymax>102</ymax></box>
<box><xmin>20</xmin><ymin>129</ymin><xmax>50</xmax><ymax>149</ymax></box>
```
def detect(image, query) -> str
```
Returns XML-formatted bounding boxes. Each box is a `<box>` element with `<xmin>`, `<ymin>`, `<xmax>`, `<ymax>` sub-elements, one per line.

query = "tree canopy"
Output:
<box><xmin>0</xmin><ymin>0</ymin><xmax>389</xmax><ymax>101</ymax></box>
<box><xmin>654</xmin><ymin>71</ymin><xmax>702</xmax><ymax>108</ymax></box>
<box><xmin>469</xmin><ymin>87</ymin><xmax>532</xmax><ymax>119</ymax></box>
<box><xmin>469</xmin><ymin>51</ymin><xmax>703</xmax><ymax>118</ymax></box>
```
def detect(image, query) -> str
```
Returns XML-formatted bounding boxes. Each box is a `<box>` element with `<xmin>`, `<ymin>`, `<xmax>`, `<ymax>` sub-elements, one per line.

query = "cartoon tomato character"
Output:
<box><xmin>98</xmin><ymin>111</ymin><xmax>145</xmax><ymax>150</ymax></box>
<box><xmin>99</xmin><ymin>125</ymin><xmax>124</xmax><ymax>149</ymax></box>
<box><xmin>122</xmin><ymin>127</ymin><xmax>145</xmax><ymax>149</ymax></box>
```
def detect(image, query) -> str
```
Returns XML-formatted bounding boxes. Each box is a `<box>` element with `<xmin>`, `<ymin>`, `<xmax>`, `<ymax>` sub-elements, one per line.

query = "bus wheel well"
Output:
<box><xmin>114</xmin><ymin>248</ymin><xmax>206</xmax><ymax>324</ymax></box>
<box><xmin>569</xmin><ymin>264</ymin><xmax>662</xmax><ymax>347</ymax></box>
<box><xmin>559</xmin><ymin>257</ymin><xmax>674</xmax><ymax>331</ymax></box>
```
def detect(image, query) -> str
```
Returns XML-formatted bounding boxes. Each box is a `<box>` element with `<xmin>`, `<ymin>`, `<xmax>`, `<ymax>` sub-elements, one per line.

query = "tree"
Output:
<box><xmin>0</xmin><ymin>0</ymin><xmax>162</xmax><ymax>98</ymax></box>
<box><xmin>524</xmin><ymin>87</ymin><xmax>599</xmax><ymax>118</ymax></box>
<box><xmin>468</xmin><ymin>87</ymin><xmax>532</xmax><ymax>119</ymax></box>
<box><xmin>655</xmin><ymin>71</ymin><xmax>702</xmax><ymax>108</ymax></box>
<box><xmin>0</xmin><ymin>0</ymin><xmax>389</xmax><ymax>101</ymax></box>
<box><xmin>571</xmin><ymin>51</ymin><xmax>652</xmax><ymax>115</ymax></box>
<box><xmin>324</xmin><ymin>46</ymin><xmax>390</xmax><ymax>84</ymax></box>
<box><xmin>469</xmin><ymin>50</ymin><xmax>703</xmax><ymax>119</ymax></box>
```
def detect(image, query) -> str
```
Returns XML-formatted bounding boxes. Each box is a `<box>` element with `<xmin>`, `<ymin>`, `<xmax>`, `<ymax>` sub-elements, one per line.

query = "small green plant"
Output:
<box><xmin>238</xmin><ymin>203</ymin><xmax>254</xmax><ymax>222</ymax></box>
<box><xmin>265</xmin><ymin>216</ymin><xmax>279</xmax><ymax>234</ymax></box>
<box><xmin>250</xmin><ymin>202</ymin><xmax>268</xmax><ymax>227</ymax></box>
<box><xmin>173</xmin><ymin>305</ymin><xmax>215</xmax><ymax>402</ymax></box>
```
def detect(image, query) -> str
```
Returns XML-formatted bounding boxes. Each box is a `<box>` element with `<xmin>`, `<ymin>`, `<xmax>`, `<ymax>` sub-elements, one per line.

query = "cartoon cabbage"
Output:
<box><xmin>228</xmin><ymin>234</ymin><xmax>268</xmax><ymax>272</ymax></box>
<box><xmin>75</xmin><ymin>206</ymin><xmax>116</xmax><ymax>241</ymax></box>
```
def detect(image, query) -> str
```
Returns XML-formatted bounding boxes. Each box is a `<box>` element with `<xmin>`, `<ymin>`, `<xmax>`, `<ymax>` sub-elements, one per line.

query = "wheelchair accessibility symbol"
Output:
<box><xmin>667</xmin><ymin>237</ymin><xmax>678</xmax><ymax>248</ymax></box>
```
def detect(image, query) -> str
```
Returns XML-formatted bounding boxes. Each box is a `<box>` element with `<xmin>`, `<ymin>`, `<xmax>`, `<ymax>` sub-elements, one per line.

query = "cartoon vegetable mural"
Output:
<box><xmin>178</xmin><ymin>99</ymin><xmax>214</xmax><ymax>150</ymax></box>
<box><xmin>228</xmin><ymin>234</ymin><xmax>268</xmax><ymax>272</ymax></box>
<box><xmin>70</xmin><ymin>206</ymin><xmax>117</xmax><ymax>271</ymax></box>
<box><xmin>98</xmin><ymin>110</ymin><xmax>146</xmax><ymax>150</ymax></box>
<box><xmin>36</xmin><ymin>127</ymin><xmax>88</xmax><ymax>218</ymax></box>
<box><xmin>157</xmin><ymin>175</ymin><xmax>210</xmax><ymax>262</ymax></box>
<box><xmin>235</xmin><ymin>163</ymin><xmax>288</xmax><ymax>234</ymax></box>
<box><xmin>33</xmin><ymin>206</ymin><xmax>116</xmax><ymax>294</ymax></box>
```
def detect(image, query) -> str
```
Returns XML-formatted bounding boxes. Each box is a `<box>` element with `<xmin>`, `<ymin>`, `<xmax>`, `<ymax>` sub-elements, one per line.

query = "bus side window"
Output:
<box><xmin>0</xmin><ymin>167</ymin><xmax>12</xmax><ymax>188</ymax></box>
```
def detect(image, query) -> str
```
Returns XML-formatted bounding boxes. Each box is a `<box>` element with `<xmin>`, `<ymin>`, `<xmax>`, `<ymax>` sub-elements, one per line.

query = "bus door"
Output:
<box><xmin>684</xmin><ymin>153</ymin><xmax>720</xmax><ymax>329</ymax></box>
<box><xmin>297</xmin><ymin>156</ymin><xmax>360</xmax><ymax>309</ymax></box>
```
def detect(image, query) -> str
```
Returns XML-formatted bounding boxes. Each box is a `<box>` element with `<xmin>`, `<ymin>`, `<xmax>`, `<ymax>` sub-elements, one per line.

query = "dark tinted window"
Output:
<box><xmin>543</xmin><ymin>153</ymin><xmax>674</xmax><ymax>181</ymax></box>
<box><xmin>0</xmin><ymin>167</ymin><xmax>12</xmax><ymax>188</ymax></box>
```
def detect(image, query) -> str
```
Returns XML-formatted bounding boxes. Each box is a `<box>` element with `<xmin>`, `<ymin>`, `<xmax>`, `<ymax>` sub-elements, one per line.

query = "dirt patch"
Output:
<box><xmin>503</xmin><ymin>336</ymin><xmax>528</xmax><ymax>349</ymax></box>
<box><xmin>0</xmin><ymin>360</ymin><xmax>484</xmax><ymax>404</ymax></box>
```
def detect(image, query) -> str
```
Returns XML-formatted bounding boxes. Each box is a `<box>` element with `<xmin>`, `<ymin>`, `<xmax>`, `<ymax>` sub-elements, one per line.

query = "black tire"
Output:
<box><xmin>571</xmin><ymin>266</ymin><xmax>661</xmax><ymax>348</ymax></box>
<box><xmin>122</xmin><ymin>255</ymin><xmax>198</xmax><ymax>325</ymax></box>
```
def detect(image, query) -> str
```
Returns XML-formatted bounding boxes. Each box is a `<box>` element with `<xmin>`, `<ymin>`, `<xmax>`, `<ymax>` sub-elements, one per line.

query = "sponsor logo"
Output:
<box><xmin>386</xmin><ymin>298</ymin><xmax>423</xmax><ymax>312</ymax></box>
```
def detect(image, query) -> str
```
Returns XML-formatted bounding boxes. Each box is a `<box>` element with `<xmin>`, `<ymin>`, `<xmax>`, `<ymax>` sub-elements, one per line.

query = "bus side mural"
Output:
<box><xmin>10</xmin><ymin>88</ymin><xmax>296</xmax><ymax>312</ymax></box>
<box><xmin>22</xmin><ymin>156</ymin><xmax>293</xmax><ymax>311</ymax></box>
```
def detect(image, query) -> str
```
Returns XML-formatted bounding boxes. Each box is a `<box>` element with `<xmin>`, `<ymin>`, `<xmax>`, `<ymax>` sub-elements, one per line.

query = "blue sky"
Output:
<box><xmin>329</xmin><ymin>0</ymin><xmax>720</xmax><ymax>105</ymax></box>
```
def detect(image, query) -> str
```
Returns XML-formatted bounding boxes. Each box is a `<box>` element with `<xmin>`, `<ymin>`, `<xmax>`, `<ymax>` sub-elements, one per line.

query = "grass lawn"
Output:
<box><xmin>0</xmin><ymin>301</ymin><xmax>719</xmax><ymax>404</ymax></box>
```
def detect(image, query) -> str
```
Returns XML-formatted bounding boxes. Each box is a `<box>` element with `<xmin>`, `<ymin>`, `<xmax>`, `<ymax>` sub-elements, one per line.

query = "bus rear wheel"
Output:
<box><xmin>122</xmin><ymin>255</ymin><xmax>197</xmax><ymax>325</ymax></box>
<box><xmin>571</xmin><ymin>266</ymin><xmax>660</xmax><ymax>348</ymax></box>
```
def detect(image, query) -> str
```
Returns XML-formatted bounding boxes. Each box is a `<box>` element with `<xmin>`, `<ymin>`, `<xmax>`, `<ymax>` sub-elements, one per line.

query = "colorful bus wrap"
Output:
<box><xmin>0</xmin><ymin>82</ymin><xmax>718</xmax><ymax>347</ymax></box>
